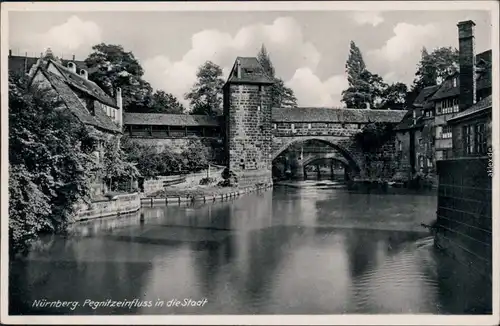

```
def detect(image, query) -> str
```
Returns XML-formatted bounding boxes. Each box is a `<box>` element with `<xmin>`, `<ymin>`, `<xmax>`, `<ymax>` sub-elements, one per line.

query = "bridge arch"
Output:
<box><xmin>271</xmin><ymin>136</ymin><xmax>362</xmax><ymax>175</ymax></box>
<box><xmin>302</xmin><ymin>155</ymin><xmax>350</xmax><ymax>168</ymax></box>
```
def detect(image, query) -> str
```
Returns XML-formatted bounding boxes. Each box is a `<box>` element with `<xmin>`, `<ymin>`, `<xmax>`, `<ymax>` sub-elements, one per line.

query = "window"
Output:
<box><xmin>442</xmin><ymin>125</ymin><xmax>452</xmax><ymax>139</ymax></box>
<box><xmin>418</xmin><ymin>138</ymin><xmax>422</xmax><ymax>145</ymax></box>
<box><xmin>418</xmin><ymin>156</ymin><xmax>424</xmax><ymax>168</ymax></box>
<box><xmin>273</xmin><ymin>124</ymin><xmax>277</xmax><ymax>129</ymax></box>
<box><xmin>435</xmin><ymin>126</ymin><xmax>443</xmax><ymax>139</ymax></box>
<box><xmin>463</xmin><ymin>125</ymin><xmax>475</xmax><ymax>155</ymax></box>
<box><xmin>474</xmin><ymin>123</ymin><xmax>487</xmax><ymax>155</ymax></box>
<box><xmin>308</xmin><ymin>123</ymin><xmax>312</xmax><ymax>129</ymax></box>
<box><xmin>436</xmin><ymin>101</ymin><xmax>442</xmax><ymax>115</ymax></box>
<box><xmin>398</xmin><ymin>140</ymin><xmax>402</xmax><ymax>151</ymax></box>
<box><xmin>291</xmin><ymin>124</ymin><xmax>296</xmax><ymax>133</ymax></box>
<box><xmin>436</xmin><ymin>150</ymin><xmax>444</xmax><ymax>161</ymax></box>
<box><xmin>453</xmin><ymin>78</ymin><xmax>457</xmax><ymax>88</ymax></box>
<box><xmin>440</xmin><ymin>98</ymin><xmax>460</xmax><ymax>114</ymax></box>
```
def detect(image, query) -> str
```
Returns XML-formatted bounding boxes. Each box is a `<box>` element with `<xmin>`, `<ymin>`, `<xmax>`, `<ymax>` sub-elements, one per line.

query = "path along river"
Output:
<box><xmin>9</xmin><ymin>186</ymin><xmax>492</xmax><ymax>315</ymax></box>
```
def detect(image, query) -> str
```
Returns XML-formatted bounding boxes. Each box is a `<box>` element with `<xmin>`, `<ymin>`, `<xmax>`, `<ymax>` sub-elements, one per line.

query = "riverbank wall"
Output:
<box><xmin>75</xmin><ymin>193</ymin><xmax>141</xmax><ymax>222</ymax></box>
<box><xmin>434</xmin><ymin>158</ymin><xmax>492</xmax><ymax>282</ymax></box>
<box><xmin>142</xmin><ymin>166</ymin><xmax>225</xmax><ymax>195</ymax></box>
<box><xmin>140</xmin><ymin>183</ymin><xmax>273</xmax><ymax>207</ymax></box>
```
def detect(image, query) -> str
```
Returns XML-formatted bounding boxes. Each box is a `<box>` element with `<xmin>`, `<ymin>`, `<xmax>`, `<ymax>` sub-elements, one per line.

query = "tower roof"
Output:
<box><xmin>225</xmin><ymin>57</ymin><xmax>274</xmax><ymax>85</ymax></box>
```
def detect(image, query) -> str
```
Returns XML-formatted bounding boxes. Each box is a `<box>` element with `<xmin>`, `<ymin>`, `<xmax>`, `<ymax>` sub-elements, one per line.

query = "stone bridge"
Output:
<box><xmin>270</xmin><ymin>107</ymin><xmax>407</xmax><ymax>179</ymax></box>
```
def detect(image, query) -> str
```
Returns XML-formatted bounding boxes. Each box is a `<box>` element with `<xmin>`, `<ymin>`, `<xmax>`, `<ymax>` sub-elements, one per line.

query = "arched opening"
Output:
<box><xmin>272</xmin><ymin>138</ymin><xmax>361</xmax><ymax>181</ymax></box>
<box><xmin>303</xmin><ymin>157</ymin><xmax>352</xmax><ymax>182</ymax></box>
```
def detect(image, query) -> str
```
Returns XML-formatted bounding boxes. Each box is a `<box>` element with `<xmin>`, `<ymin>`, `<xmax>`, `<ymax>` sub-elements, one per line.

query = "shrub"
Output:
<box><xmin>199</xmin><ymin>177</ymin><xmax>216</xmax><ymax>185</ymax></box>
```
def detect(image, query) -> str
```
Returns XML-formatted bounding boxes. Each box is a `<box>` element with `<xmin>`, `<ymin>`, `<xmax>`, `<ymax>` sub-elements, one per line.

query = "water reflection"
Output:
<box><xmin>9</xmin><ymin>187</ymin><xmax>491</xmax><ymax>315</ymax></box>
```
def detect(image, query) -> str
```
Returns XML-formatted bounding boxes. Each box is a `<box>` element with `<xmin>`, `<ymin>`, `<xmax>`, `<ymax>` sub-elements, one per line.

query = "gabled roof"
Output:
<box><xmin>413</xmin><ymin>85</ymin><xmax>440</xmax><ymax>108</ymax></box>
<box><xmin>225</xmin><ymin>57</ymin><xmax>274</xmax><ymax>85</ymax></box>
<box><xmin>271</xmin><ymin>107</ymin><xmax>406</xmax><ymax>124</ymax></box>
<box><xmin>430</xmin><ymin>72</ymin><xmax>460</xmax><ymax>101</ymax></box>
<box><xmin>8</xmin><ymin>54</ymin><xmax>88</xmax><ymax>76</ymax></box>
<box><xmin>394</xmin><ymin>110</ymin><xmax>425</xmax><ymax>131</ymax></box>
<box><xmin>448</xmin><ymin>95</ymin><xmax>492</xmax><ymax>123</ymax></box>
<box><xmin>48</xmin><ymin>59</ymin><xmax>117</xmax><ymax>108</ymax></box>
<box><xmin>36</xmin><ymin>69</ymin><xmax>121</xmax><ymax>134</ymax></box>
<box><xmin>123</xmin><ymin>112</ymin><xmax>220</xmax><ymax>127</ymax></box>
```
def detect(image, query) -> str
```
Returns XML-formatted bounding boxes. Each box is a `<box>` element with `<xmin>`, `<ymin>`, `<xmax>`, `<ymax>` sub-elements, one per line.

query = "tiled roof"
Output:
<box><xmin>394</xmin><ymin>110</ymin><xmax>425</xmax><ymax>131</ymax></box>
<box><xmin>225</xmin><ymin>57</ymin><xmax>274</xmax><ymax>85</ymax></box>
<box><xmin>123</xmin><ymin>113</ymin><xmax>220</xmax><ymax>127</ymax></box>
<box><xmin>430</xmin><ymin>72</ymin><xmax>460</xmax><ymax>101</ymax></box>
<box><xmin>48</xmin><ymin>60</ymin><xmax>117</xmax><ymax>108</ymax></box>
<box><xmin>430</xmin><ymin>50</ymin><xmax>492</xmax><ymax>100</ymax></box>
<box><xmin>448</xmin><ymin>95</ymin><xmax>492</xmax><ymax>123</ymax></box>
<box><xmin>413</xmin><ymin>85</ymin><xmax>440</xmax><ymax>108</ymax></box>
<box><xmin>8</xmin><ymin>55</ymin><xmax>88</xmax><ymax>75</ymax></box>
<box><xmin>41</xmin><ymin>69</ymin><xmax>121</xmax><ymax>133</ymax></box>
<box><xmin>271</xmin><ymin>107</ymin><xmax>407</xmax><ymax>123</ymax></box>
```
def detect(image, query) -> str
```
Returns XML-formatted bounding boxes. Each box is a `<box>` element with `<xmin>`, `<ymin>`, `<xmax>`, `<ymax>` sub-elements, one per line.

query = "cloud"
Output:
<box><xmin>366</xmin><ymin>22</ymin><xmax>440</xmax><ymax>85</ymax></box>
<box><xmin>352</xmin><ymin>11</ymin><xmax>384</xmax><ymax>27</ymax></box>
<box><xmin>143</xmin><ymin>17</ymin><xmax>325</xmax><ymax>108</ymax></box>
<box><xmin>26</xmin><ymin>16</ymin><xmax>102</xmax><ymax>56</ymax></box>
<box><xmin>287</xmin><ymin>68</ymin><xmax>348</xmax><ymax>107</ymax></box>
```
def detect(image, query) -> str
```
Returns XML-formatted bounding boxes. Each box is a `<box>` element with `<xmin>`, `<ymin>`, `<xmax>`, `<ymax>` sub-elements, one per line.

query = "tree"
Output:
<box><xmin>100</xmin><ymin>136</ymin><xmax>140</xmax><ymax>192</ymax></box>
<box><xmin>149</xmin><ymin>90</ymin><xmax>185</xmax><ymax>114</ymax></box>
<box><xmin>411</xmin><ymin>46</ymin><xmax>459</xmax><ymax>92</ymax></box>
<box><xmin>380</xmin><ymin>82</ymin><xmax>408</xmax><ymax>109</ymax></box>
<box><xmin>185</xmin><ymin>61</ymin><xmax>225</xmax><ymax>116</ymax></box>
<box><xmin>9</xmin><ymin>75</ymin><xmax>98</xmax><ymax>255</ymax></box>
<box><xmin>257</xmin><ymin>44</ymin><xmax>298</xmax><ymax>108</ymax></box>
<box><xmin>84</xmin><ymin>43</ymin><xmax>153</xmax><ymax>112</ymax></box>
<box><xmin>341</xmin><ymin>41</ymin><xmax>387</xmax><ymax>109</ymax></box>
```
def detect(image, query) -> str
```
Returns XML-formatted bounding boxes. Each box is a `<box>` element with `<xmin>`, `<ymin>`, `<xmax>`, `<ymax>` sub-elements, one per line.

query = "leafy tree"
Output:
<box><xmin>185</xmin><ymin>61</ymin><xmax>225</xmax><ymax>116</ymax></box>
<box><xmin>149</xmin><ymin>90</ymin><xmax>185</xmax><ymax>114</ymax></box>
<box><xmin>411</xmin><ymin>46</ymin><xmax>459</xmax><ymax>92</ymax></box>
<box><xmin>257</xmin><ymin>45</ymin><xmax>298</xmax><ymax>108</ymax></box>
<box><xmin>380</xmin><ymin>82</ymin><xmax>408</xmax><ymax>109</ymax></box>
<box><xmin>84</xmin><ymin>43</ymin><xmax>153</xmax><ymax>112</ymax></box>
<box><xmin>9</xmin><ymin>75</ymin><xmax>98</xmax><ymax>255</ymax></box>
<box><xmin>100</xmin><ymin>136</ymin><xmax>140</xmax><ymax>192</ymax></box>
<box><xmin>341</xmin><ymin>41</ymin><xmax>387</xmax><ymax>109</ymax></box>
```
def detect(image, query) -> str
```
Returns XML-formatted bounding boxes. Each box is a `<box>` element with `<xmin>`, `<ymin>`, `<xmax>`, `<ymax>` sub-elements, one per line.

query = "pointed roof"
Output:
<box><xmin>225</xmin><ymin>57</ymin><xmax>274</xmax><ymax>85</ymax></box>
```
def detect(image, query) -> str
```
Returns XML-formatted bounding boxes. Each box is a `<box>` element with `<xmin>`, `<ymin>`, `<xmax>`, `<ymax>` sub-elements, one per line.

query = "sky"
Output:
<box><xmin>8</xmin><ymin>10</ymin><xmax>492</xmax><ymax>108</ymax></box>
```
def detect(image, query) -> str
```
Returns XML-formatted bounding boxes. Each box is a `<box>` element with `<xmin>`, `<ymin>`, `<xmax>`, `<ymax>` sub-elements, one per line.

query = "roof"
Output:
<box><xmin>39</xmin><ymin>69</ymin><xmax>122</xmax><ymax>133</ymax></box>
<box><xmin>225</xmin><ymin>57</ymin><xmax>274</xmax><ymax>85</ymax></box>
<box><xmin>123</xmin><ymin>113</ymin><xmax>220</xmax><ymax>127</ymax></box>
<box><xmin>271</xmin><ymin>107</ymin><xmax>407</xmax><ymax>124</ymax></box>
<box><xmin>430</xmin><ymin>72</ymin><xmax>460</xmax><ymax>101</ymax></box>
<box><xmin>447</xmin><ymin>95</ymin><xmax>492</xmax><ymax>123</ymax></box>
<box><xmin>430</xmin><ymin>50</ymin><xmax>492</xmax><ymax>101</ymax></box>
<box><xmin>394</xmin><ymin>110</ymin><xmax>425</xmax><ymax>131</ymax></box>
<box><xmin>8</xmin><ymin>54</ymin><xmax>88</xmax><ymax>76</ymax></box>
<box><xmin>413</xmin><ymin>85</ymin><xmax>440</xmax><ymax>108</ymax></box>
<box><xmin>48</xmin><ymin>59</ymin><xmax>117</xmax><ymax>108</ymax></box>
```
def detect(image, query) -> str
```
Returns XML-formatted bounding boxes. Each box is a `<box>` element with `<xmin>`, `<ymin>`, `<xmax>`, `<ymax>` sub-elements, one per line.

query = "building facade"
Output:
<box><xmin>25</xmin><ymin>52</ymin><xmax>123</xmax><ymax>196</ymax></box>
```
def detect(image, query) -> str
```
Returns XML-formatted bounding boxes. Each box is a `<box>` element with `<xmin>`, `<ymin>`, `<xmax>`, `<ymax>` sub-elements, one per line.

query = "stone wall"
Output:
<box><xmin>434</xmin><ymin>157</ymin><xmax>492</xmax><ymax>282</ymax></box>
<box><xmin>74</xmin><ymin>192</ymin><xmax>141</xmax><ymax>222</ymax></box>
<box><xmin>225</xmin><ymin>83</ymin><xmax>273</xmax><ymax>186</ymax></box>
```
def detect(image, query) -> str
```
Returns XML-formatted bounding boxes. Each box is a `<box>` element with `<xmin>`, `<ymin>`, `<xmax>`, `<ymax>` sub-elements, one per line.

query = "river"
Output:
<box><xmin>9</xmin><ymin>186</ymin><xmax>492</xmax><ymax>315</ymax></box>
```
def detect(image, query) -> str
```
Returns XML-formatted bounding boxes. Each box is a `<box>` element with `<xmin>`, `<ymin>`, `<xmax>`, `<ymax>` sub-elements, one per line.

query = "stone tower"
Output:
<box><xmin>223</xmin><ymin>57</ymin><xmax>275</xmax><ymax>187</ymax></box>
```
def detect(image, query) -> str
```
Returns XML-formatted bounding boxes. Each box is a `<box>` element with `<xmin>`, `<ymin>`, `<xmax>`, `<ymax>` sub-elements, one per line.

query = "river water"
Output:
<box><xmin>9</xmin><ymin>186</ymin><xmax>492</xmax><ymax>315</ymax></box>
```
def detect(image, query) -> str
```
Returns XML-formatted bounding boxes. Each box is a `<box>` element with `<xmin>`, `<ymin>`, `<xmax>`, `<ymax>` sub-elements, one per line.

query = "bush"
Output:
<box><xmin>199</xmin><ymin>177</ymin><xmax>216</xmax><ymax>185</ymax></box>
<box><xmin>218</xmin><ymin>168</ymin><xmax>238</xmax><ymax>187</ymax></box>
<box><xmin>9</xmin><ymin>78</ymin><xmax>98</xmax><ymax>256</ymax></box>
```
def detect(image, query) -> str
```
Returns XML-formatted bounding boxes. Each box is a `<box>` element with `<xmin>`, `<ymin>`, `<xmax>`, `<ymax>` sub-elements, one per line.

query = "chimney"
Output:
<box><xmin>457</xmin><ymin>20</ymin><xmax>476</xmax><ymax>111</ymax></box>
<box><xmin>80</xmin><ymin>69</ymin><xmax>88</xmax><ymax>80</ymax></box>
<box><xmin>67</xmin><ymin>62</ymin><xmax>77</xmax><ymax>74</ymax></box>
<box><xmin>72</xmin><ymin>54</ymin><xmax>75</xmax><ymax>61</ymax></box>
<box><xmin>236</xmin><ymin>59</ymin><xmax>241</xmax><ymax>78</ymax></box>
<box><xmin>9</xmin><ymin>49</ymin><xmax>12</xmax><ymax>57</ymax></box>
<box><xmin>116</xmin><ymin>87</ymin><xmax>123</xmax><ymax>128</ymax></box>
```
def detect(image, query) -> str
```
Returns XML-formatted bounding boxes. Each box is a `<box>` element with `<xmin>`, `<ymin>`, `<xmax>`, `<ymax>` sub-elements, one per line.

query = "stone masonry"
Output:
<box><xmin>224</xmin><ymin>57</ymin><xmax>275</xmax><ymax>187</ymax></box>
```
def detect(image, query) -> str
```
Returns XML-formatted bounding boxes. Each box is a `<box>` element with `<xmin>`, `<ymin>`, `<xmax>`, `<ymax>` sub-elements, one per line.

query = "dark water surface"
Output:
<box><xmin>9</xmin><ymin>187</ymin><xmax>492</xmax><ymax>315</ymax></box>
